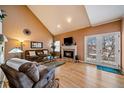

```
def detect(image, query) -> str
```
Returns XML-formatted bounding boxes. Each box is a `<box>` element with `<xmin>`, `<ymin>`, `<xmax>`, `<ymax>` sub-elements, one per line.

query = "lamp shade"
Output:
<box><xmin>4</xmin><ymin>35</ymin><xmax>8</xmax><ymax>42</ymax></box>
<box><xmin>9</xmin><ymin>48</ymin><xmax>23</xmax><ymax>53</ymax></box>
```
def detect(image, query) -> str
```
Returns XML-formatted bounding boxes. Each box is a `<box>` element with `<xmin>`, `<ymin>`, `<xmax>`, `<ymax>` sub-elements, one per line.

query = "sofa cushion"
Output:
<box><xmin>37</xmin><ymin>51</ymin><xmax>44</xmax><ymax>55</ymax></box>
<box><xmin>19</xmin><ymin>63</ymin><xmax>39</xmax><ymax>82</ymax></box>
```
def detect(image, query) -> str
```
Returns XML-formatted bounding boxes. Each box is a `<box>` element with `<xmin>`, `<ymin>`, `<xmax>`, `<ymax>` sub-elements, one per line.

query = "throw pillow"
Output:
<box><xmin>29</xmin><ymin>51</ymin><xmax>36</xmax><ymax>56</ymax></box>
<box><xmin>37</xmin><ymin>51</ymin><xmax>44</xmax><ymax>57</ymax></box>
<box><xmin>37</xmin><ymin>51</ymin><xmax>43</xmax><ymax>55</ymax></box>
<box><xmin>43</xmin><ymin>50</ymin><xmax>48</xmax><ymax>55</ymax></box>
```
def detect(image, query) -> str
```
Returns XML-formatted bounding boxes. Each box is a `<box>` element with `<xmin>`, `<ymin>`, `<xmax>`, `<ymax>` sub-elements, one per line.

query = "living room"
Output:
<box><xmin>1</xmin><ymin>3</ymin><xmax>124</xmax><ymax>89</ymax></box>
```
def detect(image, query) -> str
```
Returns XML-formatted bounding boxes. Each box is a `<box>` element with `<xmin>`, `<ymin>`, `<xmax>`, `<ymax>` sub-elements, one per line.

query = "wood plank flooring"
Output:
<box><xmin>2</xmin><ymin>60</ymin><xmax>124</xmax><ymax>88</ymax></box>
<box><xmin>55</xmin><ymin>61</ymin><xmax>124</xmax><ymax>88</ymax></box>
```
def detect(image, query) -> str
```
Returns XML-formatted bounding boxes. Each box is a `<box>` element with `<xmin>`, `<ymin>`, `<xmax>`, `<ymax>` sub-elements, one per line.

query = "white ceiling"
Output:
<box><xmin>28</xmin><ymin>5</ymin><xmax>124</xmax><ymax>35</ymax></box>
<box><xmin>85</xmin><ymin>5</ymin><xmax>124</xmax><ymax>26</ymax></box>
<box><xmin>28</xmin><ymin>5</ymin><xmax>90</xmax><ymax>35</ymax></box>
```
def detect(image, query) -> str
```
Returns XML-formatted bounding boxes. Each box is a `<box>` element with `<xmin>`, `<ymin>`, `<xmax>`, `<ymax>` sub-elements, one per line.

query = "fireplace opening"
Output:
<box><xmin>64</xmin><ymin>51</ymin><xmax>74</xmax><ymax>58</ymax></box>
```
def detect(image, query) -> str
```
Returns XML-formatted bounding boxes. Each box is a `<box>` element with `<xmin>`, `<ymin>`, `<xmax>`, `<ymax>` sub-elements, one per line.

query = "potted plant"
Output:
<box><xmin>50</xmin><ymin>42</ymin><xmax>56</xmax><ymax>58</ymax></box>
<box><xmin>0</xmin><ymin>10</ymin><xmax>7</xmax><ymax>21</ymax></box>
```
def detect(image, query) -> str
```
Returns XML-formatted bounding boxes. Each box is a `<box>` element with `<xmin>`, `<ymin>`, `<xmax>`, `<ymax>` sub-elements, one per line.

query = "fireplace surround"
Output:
<box><xmin>61</xmin><ymin>45</ymin><xmax>77</xmax><ymax>60</ymax></box>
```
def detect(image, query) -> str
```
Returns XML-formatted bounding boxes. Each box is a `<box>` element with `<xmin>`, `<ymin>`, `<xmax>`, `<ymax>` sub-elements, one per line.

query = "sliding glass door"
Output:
<box><xmin>85</xmin><ymin>32</ymin><xmax>120</xmax><ymax>69</ymax></box>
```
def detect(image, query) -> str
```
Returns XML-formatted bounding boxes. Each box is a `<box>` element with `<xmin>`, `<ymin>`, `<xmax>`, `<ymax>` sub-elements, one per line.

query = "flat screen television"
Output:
<box><xmin>64</xmin><ymin>37</ymin><xmax>73</xmax><ymax>45</ymax></box>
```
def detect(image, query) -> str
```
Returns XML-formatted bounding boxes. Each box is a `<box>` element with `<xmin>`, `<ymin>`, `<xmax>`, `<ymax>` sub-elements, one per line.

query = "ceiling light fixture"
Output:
<box><xmin>67</xmin><ymin>17</ymin><xmax>72</xmax><ymax>23</ymax></box>
<box><xmin>57</xmin><ymin>24</ymin><xmax>61</xmax><ymax>28</ymax></box>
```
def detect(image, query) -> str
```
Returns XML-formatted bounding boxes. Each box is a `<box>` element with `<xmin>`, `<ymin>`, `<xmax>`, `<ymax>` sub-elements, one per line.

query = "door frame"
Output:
<box><xmin>84</xmin><ymin>32</ymin><xmax>121</xmax><ymax>69</ymax></box>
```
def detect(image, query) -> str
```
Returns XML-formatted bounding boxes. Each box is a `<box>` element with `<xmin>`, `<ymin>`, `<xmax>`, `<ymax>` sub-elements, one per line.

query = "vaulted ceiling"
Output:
<box><xmin>28</xmin><ymin>5</ymin><xmax>124</xmax><ymax>35</ymax></box>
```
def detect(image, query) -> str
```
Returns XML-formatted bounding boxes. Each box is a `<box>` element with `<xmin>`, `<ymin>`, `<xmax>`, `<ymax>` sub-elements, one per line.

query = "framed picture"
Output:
<box><xmin>31</xmin><ymin>41</ymin><xmax>43</xmax><ymax>48</ymax></box>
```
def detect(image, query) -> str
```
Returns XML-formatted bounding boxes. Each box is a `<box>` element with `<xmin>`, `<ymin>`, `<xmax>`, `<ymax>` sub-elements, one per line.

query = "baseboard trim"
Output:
<box><xmin>78</xmin><ymin>60</ymin><xmax>89</xmax><ymax>63</ymax></box>
<box><xmin>121</xmin><ymin>69</ymin><xmax>124</xmax><ymax>74</ymax></box>
<box><xmin>79</xmin><ymin>60</ymin><xmax>86</xmax><ymax>63</ymax></box>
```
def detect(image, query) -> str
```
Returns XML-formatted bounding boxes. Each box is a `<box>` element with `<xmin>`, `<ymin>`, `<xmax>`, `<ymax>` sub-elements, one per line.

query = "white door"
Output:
<box><xmin>85</xmin><ymin>32</ymin><xmax>121</xmax><ymax>69</ymax></box>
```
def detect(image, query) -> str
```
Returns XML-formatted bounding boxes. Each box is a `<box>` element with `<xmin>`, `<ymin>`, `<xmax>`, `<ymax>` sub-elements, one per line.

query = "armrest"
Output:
<box><xmin>45</xmin><ymin>68</ymin><xmax>55</xmax><ymax>81</ymax></box>
<box><xmin>33</xmin><ymin>79</ymin><xmax>48</xmax><ymax>88</ymax></box>
<box><xmin>38</xmin><ymin>65</ymin><xmax>55</xmax><ymax>81</ymax></box>
<box><xmin>1</xmin><ymin>64</ymin><xmax>34</xmax><ymax>88</ymax></box>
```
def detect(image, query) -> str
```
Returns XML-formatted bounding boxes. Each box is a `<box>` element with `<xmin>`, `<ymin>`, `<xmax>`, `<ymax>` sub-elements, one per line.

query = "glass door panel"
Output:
<box><xmin>101</xmin><ymin>35</ymin><xmax>115</xmax><ymax>64</ymax></box>
<box><xmin>85</xmin><ymin>37</ymin><xmax>97</xmax><ymax>64</ymax></box>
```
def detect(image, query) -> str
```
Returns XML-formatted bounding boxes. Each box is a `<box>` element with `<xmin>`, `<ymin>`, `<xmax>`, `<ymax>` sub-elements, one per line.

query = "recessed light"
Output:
<box><xmin>57</xmin><ymin>24</ymin><xmax>61</xmax><ymax>28</ymax></box>
<box><xmin>67</xmin><ymin>17</ymin><xmax>72</xmax><ymax>23</ymax></box>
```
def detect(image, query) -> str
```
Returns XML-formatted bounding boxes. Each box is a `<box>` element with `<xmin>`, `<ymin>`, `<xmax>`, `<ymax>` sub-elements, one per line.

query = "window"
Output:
<box><xmin>54</xmin><ymin>41</ymin><xmax>60</xmax><ymax>52</ymax></box>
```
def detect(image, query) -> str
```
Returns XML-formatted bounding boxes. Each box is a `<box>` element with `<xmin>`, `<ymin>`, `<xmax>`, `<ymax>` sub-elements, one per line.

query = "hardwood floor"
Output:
<box><xmin>55</xmin><ymin>61</ymin><xmax>124</xmax><ymax>88</ymax></box>
<box><xmin>2</xmin><ymin>60</ymin><xmax>124</xmax><ymax>88</ymax></box>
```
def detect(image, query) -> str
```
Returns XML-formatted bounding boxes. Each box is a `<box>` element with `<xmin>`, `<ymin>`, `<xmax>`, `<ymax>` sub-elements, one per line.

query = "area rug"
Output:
<box><xmin>44</xmin><ymin>61</ymin><xmax>65</xmax><ymax>68</ymax></box>
<box><xmin>97</xmin><ymin>65</ymin><xmax>122</xmax><ymax>75</ymax></box>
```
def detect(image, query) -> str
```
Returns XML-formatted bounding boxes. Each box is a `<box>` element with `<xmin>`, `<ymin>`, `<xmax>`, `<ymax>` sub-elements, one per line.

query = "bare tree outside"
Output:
<box><xmin>102</xmin><ymin>35</ymin><xmax>115</xmax><ymax>62</ymax></box>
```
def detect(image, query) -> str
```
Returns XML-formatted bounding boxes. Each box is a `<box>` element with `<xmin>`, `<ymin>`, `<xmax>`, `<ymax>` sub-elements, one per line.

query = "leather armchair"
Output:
<box><xmin>1</xmin><ymin>64</ymin><xmax>59</xmax><ymax>88</ymax></box>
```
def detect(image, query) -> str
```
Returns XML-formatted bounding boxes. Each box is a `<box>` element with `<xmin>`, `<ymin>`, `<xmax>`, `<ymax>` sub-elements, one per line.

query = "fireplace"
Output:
<box><xmin>64</xmin><ymin>51</ymin><xmax>74</xmax><ymax>58</ymax></box>
<box><xmin>61</xmin><ymin>45</ymin><xmax>77</xmax><ymax>60</ymax></box>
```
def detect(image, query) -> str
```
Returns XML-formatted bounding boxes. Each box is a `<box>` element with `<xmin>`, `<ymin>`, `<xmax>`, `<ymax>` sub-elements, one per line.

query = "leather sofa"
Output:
<box><xmin>1</xmin><ymin>62</ymin><xmax>59</xmax><ymax>88</ymax></box>
<box><xmin>25</xmin><ymin>49</ymin><xmax>50</xmax><ymax>62</ymax></box>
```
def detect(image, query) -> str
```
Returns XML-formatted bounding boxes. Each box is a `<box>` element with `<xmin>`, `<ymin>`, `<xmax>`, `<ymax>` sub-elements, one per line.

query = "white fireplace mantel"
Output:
<box><xmin>61</xmin><ymin>45</ymin><xmax>77</xmax><ymax>60</ymax></box>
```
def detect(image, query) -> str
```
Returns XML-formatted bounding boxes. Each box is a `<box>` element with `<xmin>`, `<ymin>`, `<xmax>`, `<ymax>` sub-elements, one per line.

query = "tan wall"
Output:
<box><xmin>122</xmin><ymin>18</ymin><xmax>124</xmax><ymax>70</ymax></box>
<box><xmin>54</xmin><ymin>20</ymin><xmax>121</xmax><ymax>61</ymax></box>
<box><xmin>0</xmin><ymin>5</ymin><xmax>53</xmax><ymax>60</ymax></box>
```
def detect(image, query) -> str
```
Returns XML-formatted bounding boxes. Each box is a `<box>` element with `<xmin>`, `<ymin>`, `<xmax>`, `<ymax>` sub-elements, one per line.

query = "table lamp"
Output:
<box><xmin>8</xmin><ymin>47</ymin><xmax>23</xmax><ymax>58</ymax></box>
